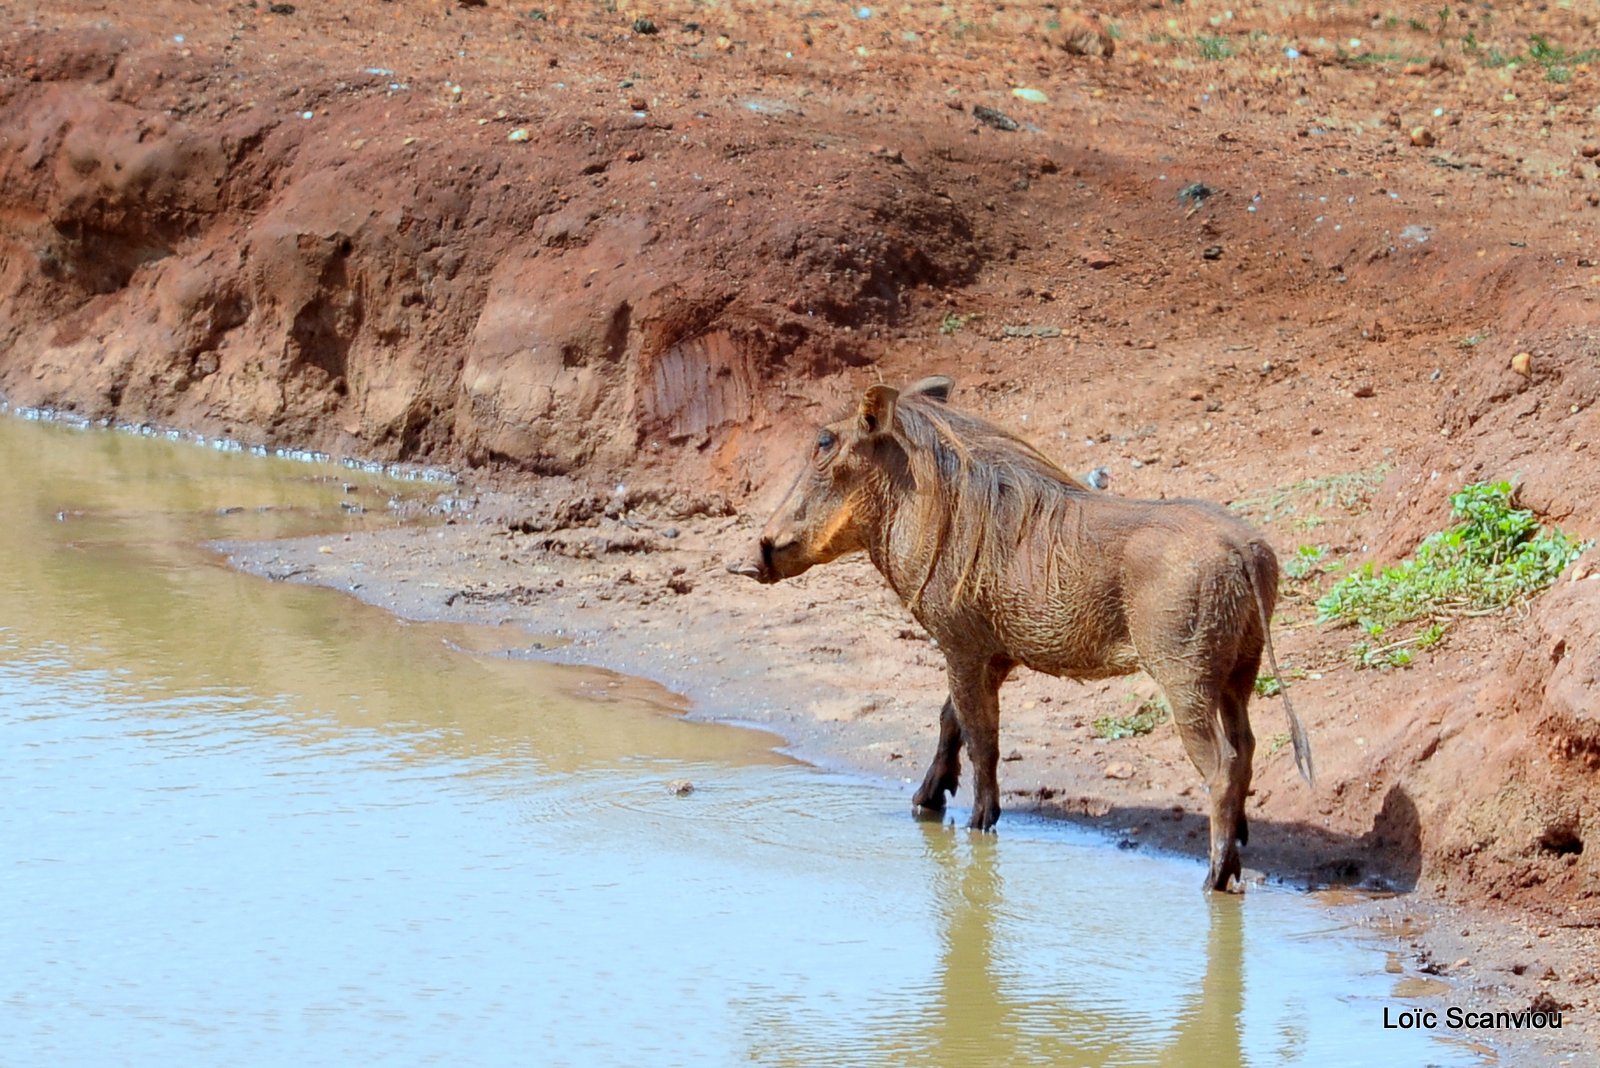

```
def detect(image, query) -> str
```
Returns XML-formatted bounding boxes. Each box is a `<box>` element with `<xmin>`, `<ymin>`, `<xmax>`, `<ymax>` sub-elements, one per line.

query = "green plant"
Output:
<box><xmin>939</xmin><ymin>312</ymin><xmax>970</xmax><ymax>335</ymax></box>
<box><xmin>1317</xmin><ymin>481</ymin><xmax>1590</xmax><ymax>666</ymax></box>
<box><xmin>1092</xmin><ymin>695</ymin><xmax>1169</xmax><ymax>740</ymax></box>
<box><xmin>1197</xmin><ymin>35</ymin><xmax>1232</xmax><ymax>61</ymax></box>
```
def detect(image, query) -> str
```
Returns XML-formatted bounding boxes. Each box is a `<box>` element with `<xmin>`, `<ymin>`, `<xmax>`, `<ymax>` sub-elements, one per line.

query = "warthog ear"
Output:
<box><xmin>904</xmin><ymin>375</ymin><xmax>953</xmax><ymax>402</ymax></box>
<box><xmin>859</xmin><ymin>384</ymin><xmax>900</xmax><ymax>436</ymax></box>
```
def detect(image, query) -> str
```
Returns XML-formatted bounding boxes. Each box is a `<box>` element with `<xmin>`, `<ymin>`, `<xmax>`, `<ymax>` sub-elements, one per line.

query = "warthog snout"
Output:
<box><xmin>725</xmin><ymin>536</ymin><xmax>777</xmax><ymax>583</ymax></box>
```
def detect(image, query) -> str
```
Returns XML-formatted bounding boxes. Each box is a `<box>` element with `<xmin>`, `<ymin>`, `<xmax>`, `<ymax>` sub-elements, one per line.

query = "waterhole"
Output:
<box><xmin>0</xmin><ymin>414</ymin><xmax>1479</xmax><ymax>1066</ymax></box>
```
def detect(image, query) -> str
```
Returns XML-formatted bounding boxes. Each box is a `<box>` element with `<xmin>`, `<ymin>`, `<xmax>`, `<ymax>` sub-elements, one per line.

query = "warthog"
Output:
<box><xmin>729</xmin><ymin>376</ymin><xmax>1313</xmax><ymax>891</ymax></box>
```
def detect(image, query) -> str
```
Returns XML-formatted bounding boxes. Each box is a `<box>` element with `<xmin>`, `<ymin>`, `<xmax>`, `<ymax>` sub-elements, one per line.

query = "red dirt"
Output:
<box><xmin>5</xmin><ymin>0</ymin><xmax>1599</xmax><ymax>1055</ymax></box>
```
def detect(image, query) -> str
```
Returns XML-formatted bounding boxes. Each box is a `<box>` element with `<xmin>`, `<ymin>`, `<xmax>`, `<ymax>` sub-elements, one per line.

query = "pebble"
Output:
<box><xmin>666</xmin><ymin>779</ymin><xmax>694</xmax><ymax>796</ymax></box>
<box><xmin>1581</xmin><ymin>144</ymin><xmax>1600</xmax><ymax>159</ymax></box>
<box><xmin>508</xmin><ymin>128</ymin><xmax>531</xmax><ymax>142</ymax></box>
<box><xmin>632</xmin><ymin>17</ymin><xmax>658</xmax><ymax>35</ymax></box>
<box><xmin>1352</xmin><ymin>383</ymin><xmax>1376</xmax><ymax>398</ymax></box>
<box><xmin>1104</xmin><ymin>761</ymin><xmax>1136</xmax><ymax>780</ymax></box>
<box><xmin>972</xmin><ymin>105</ymin><xmax>1019</xmax><ymax>132</ymax></box>
<box><xmin>1410</xmin><ymin>126</ymin><xmax>1436</xmax><ymax>147</ymax></box>
<box><xmin>1511</xmin><ymin>351</ymin><xmax>1532</xmax><ymax>377</ymax></box>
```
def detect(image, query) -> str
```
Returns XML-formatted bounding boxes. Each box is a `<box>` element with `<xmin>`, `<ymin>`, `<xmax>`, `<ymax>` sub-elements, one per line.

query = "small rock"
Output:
<box><xmin>1046</xmin><ymin>14</ymin><xmax>1115</xmax><ymax>58</ymax></box>
<box><xmin>632</xmin><ymin>17</ymin><xmax>659</xmax><ymax>35</ymax></box>
<box><xmin>1002</xmin><ymin>750</ymin><xmax>1024</xmax><ymax>762</ymax></box>
<box><xmin>1104</xmin><ymin>761</ymin><xmax>1136</xmax><ymax>780</ymax></box>
<box><xmin>1454</xmin><ymin>957</ymin><xmax>1471</xmax><ymax>970</ymax></box>
<box><xmin>714</xmin><ymin>35</ymin><xmax>732</xmax><ymax>52</ymax></box>
<box><xmin>972</xmin><ymin>105</ymin><xmax>1020</xmax><ymax>132</ymax></box>
<box><xmin>666</xmin><ymin>779</ymin><xmax>694</xmax><ymax>796</ymax></box>
<box><xmin>1410</xmin><ymin>126</ymin><xmax>1436</xmax><ymax>147</ymax></box>
<box><xmin>1511</xmin><ymin>351</ymin><xmax>1533</xmax><ymax>377</ymax></box>
<box><xmin>1202</xmin><ymin>244</ymin><xmax>1224</xmax><ymax>260</ymax></box>
<box><xmin>1352</xmin><ymin>383</ymin><xmax>1376</xmax><ymax>398</ymax></box>
<box><xmin>507</xmin><ymin>128</ymin><xmax>531</xmax><ymax>143</ymax></box>
<box><xmin>1581</xmin><ymin>144</ymin><xmax>1600</xmax><ymax>159</ymax></box>
<box><xmin>622</xmin><ymin>148</ymin><xmax>645</xmax><ymax>162</ymax></box>
<box><xmin>268</xmin><ymin>2</ymin><xmax>296</xmax><ymax>13</ymax></box>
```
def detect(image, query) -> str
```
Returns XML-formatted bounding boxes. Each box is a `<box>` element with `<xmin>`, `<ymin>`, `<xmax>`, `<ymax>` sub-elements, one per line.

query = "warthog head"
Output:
<box><xmin>727</xmin><ymin>375</ymin><xmax>952</xmax><ymax>584</ymax></box>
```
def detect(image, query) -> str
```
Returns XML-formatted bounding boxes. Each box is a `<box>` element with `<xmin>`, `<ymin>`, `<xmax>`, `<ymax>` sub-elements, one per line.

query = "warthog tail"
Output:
<box><xmin>1247</xmin><ymin>546</ymin><xmax>1315</xmax><ymax>787</ymax></box>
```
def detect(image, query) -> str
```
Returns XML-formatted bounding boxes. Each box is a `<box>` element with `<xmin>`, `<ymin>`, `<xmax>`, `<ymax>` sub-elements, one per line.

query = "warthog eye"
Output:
<box><xmin>816</xmin><ymin>430</ymin><xmax>836</xmax><ymax>453</ymax></box>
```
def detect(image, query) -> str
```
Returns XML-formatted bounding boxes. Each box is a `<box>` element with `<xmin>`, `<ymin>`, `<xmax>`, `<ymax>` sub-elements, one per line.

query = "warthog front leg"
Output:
<box><xmin>912</xmin><ymin>696</ymin><xmax>963</xmax><ymax>816</ymax></box>
<box><xmin>946</xmin><ymin>656</ymin><xmax>1014</xmax><ymax>832</ymax></box>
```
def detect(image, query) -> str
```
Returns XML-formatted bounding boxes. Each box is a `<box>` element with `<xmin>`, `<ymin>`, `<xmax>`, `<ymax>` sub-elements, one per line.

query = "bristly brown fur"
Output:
<box><xmin>892</xmin><ymin>391</ymin><xmax>1093</xmax><ymax>610</ymax></box>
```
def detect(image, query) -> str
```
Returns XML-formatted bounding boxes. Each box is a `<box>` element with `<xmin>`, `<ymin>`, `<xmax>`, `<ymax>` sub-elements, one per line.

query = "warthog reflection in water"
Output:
<box><xmin>729</xmin><ymin>376</ymin><xmax>1313</xmax><ymax>892</ymax></box>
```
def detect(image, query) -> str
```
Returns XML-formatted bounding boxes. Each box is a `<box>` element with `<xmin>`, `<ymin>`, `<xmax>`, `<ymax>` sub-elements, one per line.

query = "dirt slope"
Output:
<box><xmin>4</xmin><ymin>0</ymin><xmax>1600</xmax><ymax>1049</ymax></box>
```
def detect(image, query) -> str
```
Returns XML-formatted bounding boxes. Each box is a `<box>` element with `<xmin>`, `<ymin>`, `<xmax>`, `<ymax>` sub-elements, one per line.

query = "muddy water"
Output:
<box><xmin>0</xmin><ymin>415</ymin><xmax>1479</xmax><ymax>1067</ymax></box>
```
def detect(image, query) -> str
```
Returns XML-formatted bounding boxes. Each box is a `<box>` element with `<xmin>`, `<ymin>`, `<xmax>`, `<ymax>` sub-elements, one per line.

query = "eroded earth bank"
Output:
<box><xmin>4</xmin><ymin>0</ymin><xmax>1599</xmax><ymax>1056</ymax></box>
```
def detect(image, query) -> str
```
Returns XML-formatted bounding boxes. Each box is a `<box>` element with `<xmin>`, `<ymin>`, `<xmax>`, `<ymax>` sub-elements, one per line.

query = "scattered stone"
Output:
<box><xmin>1002</xmin><ymin>749</ymin><xmax>1024</xmax><ymax>762</ymax></box>
<box><xmin>507</xmin><ymin>128</ymin><xmax>531</xmax><ymax>142</ymax></box>
<box><xmin>632</xmin><ymin>17</ymin><xmax>659</xmax><ymax>35</ymax></box>
<box><xmin>1202</xmin><ymin>244</ymin><xmax>1224</xmax><ymax>260</ymax></box>
<box><xmin>972</xmin><ymin>105</ymin><xmax>1019</xmax><ymax>132</ymax></box>
<box><xmin>1410</xmin><ymin>126</ymin><xmax>1436</xmax><ymax>147</ymax></box>
<box><xmin>1011</xmin><ymin>87</ymin><xmax>1049</xmax><ymax>104</ymax></box>
<box><xmin>714</xmin><ymin>35</ymin><xmax>733</xmax><ymax>52</ymax></box>
<box><xmin>1581</xmin><ymin>144</ymin><xmax>1600</xmax><ymax>159</ymax></box>
<box><xmin>1083</xmin><ymin>254</ymin><xmax>1116</xmax><ymax>270</ymax></box>
<box><xmin>1530</xmin><ymin>991</ymin><xmax>1572</xmax><ymax>1013</ymax></box>
<box><xmin>1352</xmin><ymin>383</ymin><xmax>1376</xmax><ymax>398</ymax></box>
<box><xmin>666</xmin><ymin>779</ymin><xmax>694</xmax><ymax>796</ymax></box>
<box><xmin>1512</xmin><ymin>351</ymin><xmax>1533</xmax><ymax>377</ymax></box>
<box><xmin>1178</xmin><ymin>181</ymin><xmax>1215</xmax><ymax>209</ymax></box>
<box><xmin>267</xmin><ymin>2</ymin><xmax>296</xmax><ymax>13</ymax></box>
<box><xmin>628</xmin><ymin>96</ymin><xmax>647</xmax><ymax>111</ymax></box>
<box><xmin>1001</xmin><ymin>324</ymin><xmax>1062</xmax><ymax>338</ymax></box>
<box><xmin>1104</xmin><ymin>761</ymin><xmax>1136</xmax><ymax>780</ymax></box>
<box><xmin>622</xmin><ymin>148</ymin><xmax>645</xmax><ymax>162</ymax></box>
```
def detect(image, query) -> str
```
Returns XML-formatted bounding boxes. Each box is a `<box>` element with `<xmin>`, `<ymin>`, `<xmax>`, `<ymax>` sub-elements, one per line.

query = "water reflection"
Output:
<box><xmin>913</xmin><ymin>823</ymin><xmax>1246</xmax><ymax>1066</ymax></box>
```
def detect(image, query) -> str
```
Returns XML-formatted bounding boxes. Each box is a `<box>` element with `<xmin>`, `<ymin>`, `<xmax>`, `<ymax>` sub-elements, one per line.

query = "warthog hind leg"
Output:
<box><xmin>912</xmin><ymin>696</ymin><xmax>963</xmax><ymax>816</ymax></box>
<box><xmin>1163</xmin><ymin>678</ymin><xmax>1245</xmax><ymax>892</ymax></box>
<box><xmin>1221</xmin><ymin>659</ymin><xmax>1259</xmax><ymax>850</ymax></box>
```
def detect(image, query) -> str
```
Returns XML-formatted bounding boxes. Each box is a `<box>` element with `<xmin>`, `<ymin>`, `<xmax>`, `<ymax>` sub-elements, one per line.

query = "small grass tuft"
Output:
<box><xmin>1092</xmin><ymin>695</ymin><xmax>1169</xmax><ymax>740</ymax></box>
<box><xmin>1284</xmin><ymin>543</ymin><xmax>1331</xmax><ymax>581</ymax></box>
